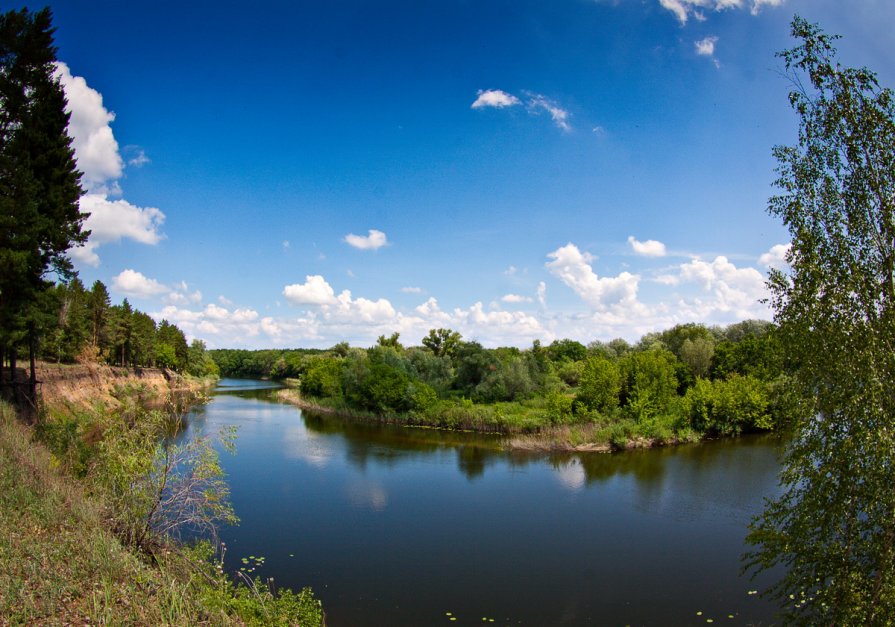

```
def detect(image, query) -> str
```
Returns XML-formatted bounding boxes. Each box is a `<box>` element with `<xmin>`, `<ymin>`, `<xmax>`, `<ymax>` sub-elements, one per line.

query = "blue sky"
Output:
<box><xmin>41</xmin><ymin>0</ymin><xmax>895</xmax><ymax>348</ymax></box>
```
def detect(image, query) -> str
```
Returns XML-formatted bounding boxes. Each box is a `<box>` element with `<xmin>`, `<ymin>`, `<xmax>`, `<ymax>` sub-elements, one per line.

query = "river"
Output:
<box><xmin>182</xmin><ymin>378</ymin><xmax>785</xmax><ymax>625</ymax></box>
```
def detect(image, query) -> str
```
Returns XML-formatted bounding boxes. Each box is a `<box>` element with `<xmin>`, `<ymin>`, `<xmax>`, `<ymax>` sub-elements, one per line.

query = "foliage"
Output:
<box><xmin>576</xmin><ymin>355</ymin><xmax>621</xmax><ymax>414</ymax></box>
<box><xmin>684</xmin><ymin>375</ymin><xmax>772</xmax><ymax>435</ymax></box>
<box><xmin>91</xmin><ymin>409</ymin><xmax>237</xmax><ymax>552</ymax></box>
<box><xmin>0</xmin><ymin>7</ymin><xmax>87</xmax><ymax>387</ymax></box>
<box><xmin>421</xmin><ymin>327</ymin><xmax>462</xmax><ymax>357</ymax></box>
<box><xmin>546</xmin><ymin>338</ymin><xmax>587</xmax><ymax>363</ymax></box>
<box><xmin>746</xmin><ymin>17</ymin><xmax>895</xmax><ymax>624</ymax></box>
<box><xmin>1</xmin><ymin>397</ymin><xmax>324</xmax><ymax>626</ymax></box>
<box><xmin>711</xmin><ymin>331</ymin><xmax>783</xmax><ymax>382</ymax></box>
<box><xmin>376</xmin><ymin>331</ymin><xmax>403</xmax><ymax>350</ymax></box>
<box><xmin>301</xmin><ymin>355</ymin><xmax>343</xmax><ymax>398</ymax></box>
<box><xmin>618</xmin><ymin>349</ymin><xmax>678</xmax><ymax>422</ymax></box>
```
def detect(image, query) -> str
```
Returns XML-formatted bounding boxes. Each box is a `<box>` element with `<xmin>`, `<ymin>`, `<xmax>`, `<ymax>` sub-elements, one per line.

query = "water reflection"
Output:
<box><xmin>194</xmin><ymin>379</ymin><xmax>785</xmax><ymax>626</ymax></box>
<box><xmin>345</xmin><ymin>478</ymin><xmax>389</xmax><ymax>510</ymax></box>
<box><xmin>553</xmin><ymin>457</ymin><xmax>586</xmax><ymax>491</ymax></box>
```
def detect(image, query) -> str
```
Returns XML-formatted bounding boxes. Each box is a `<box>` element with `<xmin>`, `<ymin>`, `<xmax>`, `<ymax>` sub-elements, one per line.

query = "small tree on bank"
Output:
<box><xmin>746</xmin><ymin>17</ymin><xmax>895</xmax><ymax>623</ymax></box>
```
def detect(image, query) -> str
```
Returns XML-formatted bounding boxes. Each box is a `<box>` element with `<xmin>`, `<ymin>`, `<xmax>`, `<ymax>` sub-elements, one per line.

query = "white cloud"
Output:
<box><xmin>112</xmin><ymin>269</ymin><xmax>168</xmax><ymax>298</ymax></box>
<box><xmin>111</xmin><ymin>270</ymin><xmax>204</xmax><ymax>306</ymax></box>
<box><xmin>537</xmin><ymin>281</ymin><xmax>547</xmax><ymax>307</ymax></box>
<box><xmin>695</xmin><ymin>35</ymin><xmax>720</xmax><ymax>67</ymax></box>
<box><xmin>125</xmin><ymin>146</ymin><xmax>150</xmax><ymax>168</ymax></box>
<box><xmin>527</xmin><ymin>93</ymin><xmax>572</xmax><ymax>132</ymax></box>
<box><xmin>344</xmin><ymin>229</ymin><xmax>388</xmax><ymax>250</ymax></box>
<box><xmin>546</xmin><ymin>243</ymin><xmax>640</xmax><ymax>311</ymax></box>
<box><xmin>759</xmin><ymin>243</ymin><xmax>790</xmax><ymax>268</ymax></box>
<box><xmin>674</xmin><ymin>255</ymin><xmax>768</xmax><ymax>318</ymax></box>
<box><xmin>56</xmin><ymin>63</ymin><xmax>166</xmax><ymax>266</ymax></box>
<box><xmin>283</xmin><ymin>275</ymin><xmax>338</xmax><ymax>306</ymax></box>
<box><xmin>474</xmin><ymin>90</ymin><xmax>572</xmax><ymax>132</ymax></box>
<box><xmin>655</xmin><ymin>0</ymin><xmax>782</xmax><ymax>24</ymax></box>
<box><xmin>154</xmin><ymin>304</ymin><xmax>271</xmax><ymax>346</ymax></box>
<box><xmin>401</xmin><ymin>286</ymin><xmax>424</xmax><ymax>294</ymax></box>
<box><xmin>659</xmin><ymin>0</ymin><xmax>690</xmax><ymax>24</ymax></box>
<box><xmin>501</xmin><ymin>294</ymin><xmax>533</xmax><ymax>304</ymax></box>
<box><xmin>70</xmin><ymin>194</ymin><xmax>165</xmax><ymax>267</ymax></box>
<box><xmin>54</xmin><ymin>62</ymin><xmax>123</xmax><ymax>193</ymax></box>
<box><xmin>628</xmin><ymin>235</ymin><xmax>667</xmax><ymax>257</ymax></box>
<box><xmin>695</xmin><ymin>36</ymin><xmax>718</xmax><ymax>56</ymax></box>
<box><xmin>471</xmin><ymin>89</ymin><xmax>521</xmax><ymax>109</ymax></box>
<box><xmin>166</xmin><ymin>285</ymin><xmax>202</xmax><ymax>305</ymax></box>
<box><xmin>750</xmin><ymin>0</ymin><xmax>783</xmax><ymax>15</ymax></box>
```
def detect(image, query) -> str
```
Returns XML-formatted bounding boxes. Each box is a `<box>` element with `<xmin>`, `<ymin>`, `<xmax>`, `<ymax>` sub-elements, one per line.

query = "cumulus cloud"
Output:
<box><xmin>628</xmin><ymin>235</ymin><xmax>667</xmax><ymax>257</ymax></box>
<box><xmin>546</xmin><ymin>243</ymin><xmax>640</xmax><ymax>311</ymax></box>
<box><xmin>501</xmin><ymin>294</ymin><xmax>533</xmax><ymax>304</ymax></box>
<box><xmin>656</xmin><ymin>0</ymin><xmax>784</xmax><ymax>24</ymax></box>
<box><xmin>283</xmin><ymin>275</ymin><xmax>338</xmax><ymax>305</ymax></box>
<box><xmin>672</xmin><ymin>255</ymin><xmax>769</xmax><ymax>319</ymax></box>
<box><xmin>55</xmin><ymin>62</ymin><xmax>123</xmax><ymax>192</ymax></box>
<box><xmin>537</xmin><ymin>281</ymin><xmax>547</xmax><ymax>307</ymax></box>
<box><xmin>154</xmin><ymin>304</ymin><xmax>271</xmax><ymax>345</ymax></box>
<box><xmin>70</xmin><ymin>195</ymin><xmax>165</xmax><ymax>267</ymax></box>
<box><xmin>759</xmin><ymin>243</ymin><xmax>790</xmax><ymax>268</ymax></box>
<box><xmin>344</xmin><ymin>229</ymin><xmax>388</xmax><ymax>250</ymax></box>
<box><xmin>471</xmin><ymin>89</ymin><xmax>521</xmax><ymax>109</ymax></box>
<box><xmin>112</xmin><ymin>269</ymin><xmax>168</xmax><ymax>298</ymax></box>
<box><xmin>56</xmin><ymin>63</ymin><xmax>165</xmax><ymax>266</ymax></box>
<box><xmin>401</xmin><ymin>286</ymin><xmax>424</xmax><ymax>294</ymax></box>
<box><xmin>110</xmin><ymin>269</ymin><xmax>203</xmax><ymax>305</ymax></box>
<box><xmin>283</xmin><ymin>275</ymin><xmax>396</xmax><ymax>323</ymax></box>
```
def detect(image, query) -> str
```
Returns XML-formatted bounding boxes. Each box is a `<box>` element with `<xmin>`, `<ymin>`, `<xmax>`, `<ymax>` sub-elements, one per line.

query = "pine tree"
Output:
<box><xmin>0</xmin><ymin>8</ymin><xmax>86</xmax><ymax>400</ymax></box>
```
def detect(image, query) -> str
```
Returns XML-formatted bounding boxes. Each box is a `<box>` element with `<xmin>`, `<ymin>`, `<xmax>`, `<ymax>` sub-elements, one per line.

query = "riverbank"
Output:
<box><xmin>0</xmin><ymin>367</ymin><xmax>325</xmax><ymax>626</ymax></box>
<box><xmin>276</xmin><ymin>388</ymin><xmax>703</xmax><ymax>453</ymax></box>
<box><xmin>33</xmin><ymin>361</ymin><xmax>215</xmax><ymax>413</ymax></box>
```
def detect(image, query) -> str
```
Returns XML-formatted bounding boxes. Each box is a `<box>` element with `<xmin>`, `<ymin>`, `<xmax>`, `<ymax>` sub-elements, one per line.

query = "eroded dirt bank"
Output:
<box><xmin>30</xmin><ymin>362</ymin><xmax>210</xmax><ymax>412</ymax></box>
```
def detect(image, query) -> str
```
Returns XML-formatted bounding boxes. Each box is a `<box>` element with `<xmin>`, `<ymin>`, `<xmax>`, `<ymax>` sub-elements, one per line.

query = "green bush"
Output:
<box><xmin>300</xmin><ymin>356</ymin><xmax>343</xmax><ymax>399</ymax></box>
<box><xmin>576</xmin><ymin>355</ymin><xmax>621</xmax><ymax>413</ymax></box>
<box><xmin>619</xmin><ymin>349</ymin><xmax>679</xmax><ymax>421</ymax></box>
<box><xmin>684</xmin><ymin>374</ymin><xmax>771</xmax><ymax>435</ymax></box>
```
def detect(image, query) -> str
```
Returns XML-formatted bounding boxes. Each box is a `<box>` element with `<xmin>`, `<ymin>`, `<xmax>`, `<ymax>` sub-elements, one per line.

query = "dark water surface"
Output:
<box><xmin>185</xmin><ymin>379</ymin><xmax>784</xmax><ymax>626</ymax></box>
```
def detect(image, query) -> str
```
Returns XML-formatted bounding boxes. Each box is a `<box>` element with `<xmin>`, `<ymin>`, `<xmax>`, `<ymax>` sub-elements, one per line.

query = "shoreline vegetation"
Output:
<box><xmin>0</xmin><ymin>364</ymin><xmax>324</xmax><ymax>626</ymax></box>
<box><xmin>277</xmin><ymin>388</ymin><xmax>675</xmax><ymax>453</ymax></box>
<box><xmin>214</xmin><ymin>320</ymin><xmax>792</xmax><ymax>453</ymax></box>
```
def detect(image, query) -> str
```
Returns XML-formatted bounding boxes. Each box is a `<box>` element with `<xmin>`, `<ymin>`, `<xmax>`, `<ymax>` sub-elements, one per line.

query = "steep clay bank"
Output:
<box><xmin>30</xmin><ymin>362</ymin><xmax>211</xmax><ymax>412</ymax></box>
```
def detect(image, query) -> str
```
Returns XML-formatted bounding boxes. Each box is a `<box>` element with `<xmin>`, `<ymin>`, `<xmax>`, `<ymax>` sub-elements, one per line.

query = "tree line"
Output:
<box><xmin>41</xmin><ymin>277</ymin><xmax>217</xmax><ymax>376</ymax></box>
<box><xmin>213</xmin><ymin>320</ymin><xmax>787</xmax><ymax>439</ymax></box>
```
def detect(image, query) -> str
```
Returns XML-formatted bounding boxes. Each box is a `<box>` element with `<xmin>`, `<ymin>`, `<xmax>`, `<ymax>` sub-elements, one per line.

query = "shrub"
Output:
<box><xmin>576</xmin><ymin>356</ymin><xmax>621</xmax><ymax>413</ymax></box>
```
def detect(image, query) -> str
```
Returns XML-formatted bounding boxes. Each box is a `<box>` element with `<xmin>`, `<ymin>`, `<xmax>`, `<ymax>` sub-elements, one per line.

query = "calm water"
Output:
<box><xmin>184</xmin><ymin>379</ymin><xmax>785</xmax><ymax>626</ymax></box>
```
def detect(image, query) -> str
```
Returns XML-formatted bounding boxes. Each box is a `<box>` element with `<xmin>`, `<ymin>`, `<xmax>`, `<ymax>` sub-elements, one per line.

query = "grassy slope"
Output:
<box><xmin>0</xmin><ymin>400</ymin><xmax>237</xmax><ymax>626</ymax></box>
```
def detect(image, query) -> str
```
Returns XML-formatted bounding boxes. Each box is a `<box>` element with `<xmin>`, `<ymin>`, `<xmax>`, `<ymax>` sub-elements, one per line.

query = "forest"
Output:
<box><xmin>24</xmin><ymin>277</ymin><xmax>218</xmax><ymax>377</ymax></box>
<box><xmin>211</xmin><ymin>320</ymin><xmax>788</xmax><ymax>446</ymax></box>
